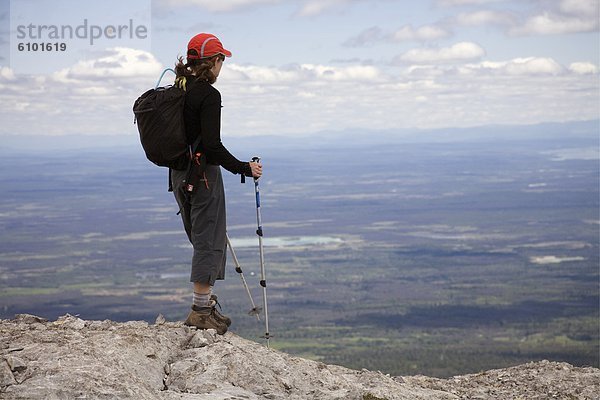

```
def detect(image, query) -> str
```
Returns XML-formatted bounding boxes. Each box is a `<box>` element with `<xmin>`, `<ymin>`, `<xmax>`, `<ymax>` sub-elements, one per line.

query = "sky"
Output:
<box><xmin>0</xmin><ymin>0</ymin><xmax>598</xmax><ymax>139</ymax></box>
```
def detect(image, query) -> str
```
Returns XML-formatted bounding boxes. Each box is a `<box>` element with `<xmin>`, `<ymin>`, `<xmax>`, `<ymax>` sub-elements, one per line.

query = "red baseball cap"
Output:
<box><xmin>187</xmin><ymin>33</ymin><xmax>232</xmax><ymax>60</ymax></box>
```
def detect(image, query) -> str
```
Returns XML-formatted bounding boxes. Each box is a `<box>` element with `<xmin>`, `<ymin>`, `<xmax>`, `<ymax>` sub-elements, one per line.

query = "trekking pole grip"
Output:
<box><xmin>251</xmin><ymin>156</ymin><xmax>261</xmax><ymax>182</ymax></box>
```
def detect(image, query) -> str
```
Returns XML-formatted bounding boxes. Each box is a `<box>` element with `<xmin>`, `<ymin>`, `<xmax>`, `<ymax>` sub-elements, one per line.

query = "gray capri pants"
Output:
<box><xmin>171</xmin><ymin>164</ymin><xmax>227</xmax><ymax>285</ymax></box>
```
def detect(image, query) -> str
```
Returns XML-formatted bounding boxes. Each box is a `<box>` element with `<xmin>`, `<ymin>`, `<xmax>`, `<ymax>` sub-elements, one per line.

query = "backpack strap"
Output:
<box><xmin>168</xmin><ymin>75</ymin><xmax>199</xmax><ymax>193</ymax></box>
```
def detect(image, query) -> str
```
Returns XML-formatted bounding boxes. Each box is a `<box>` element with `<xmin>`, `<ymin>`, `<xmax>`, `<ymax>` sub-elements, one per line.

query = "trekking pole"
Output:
<box><xmin>252</xmin><ymin>156</ymin><xmax>270</xmax><ymax>346</ymax></box>
<box><xmin>226</xmin><ymin>233</ymin><xmax>261</xmax><ymax>320</ymax></box>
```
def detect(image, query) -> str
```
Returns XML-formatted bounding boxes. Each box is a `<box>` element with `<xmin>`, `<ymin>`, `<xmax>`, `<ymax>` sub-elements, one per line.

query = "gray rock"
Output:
<box><xmin>185</xmin><ymin>329</ymin><xmax>217</xmax><ymax>349</ymax></box>
<box><xmin>5</xmin><ymin>355</ymin><xmax>26</xmax><ymax>372</ymax></box>
<box><xmin>155</xmin><ymin>314</ymin><xmax>166</xmax><ymax>325</ymax></box>
<box><xmin>13</xmin><ymin>314</ymin><xmax>48</xmax><ymax>324</ymax></box>
<box><xmin>53</xmin><ymin>314</ymin><xmax>86</xmax><ymax>330</ymax></box>
<box><xmin>0</xmin><ymin>315</ymin><xmax>598</xmax><ymax>400</ymax></box>
<box><xmin>0</xmin><ymin>359</ymin><xmax>16</xmax><ymax>387</ymax></box>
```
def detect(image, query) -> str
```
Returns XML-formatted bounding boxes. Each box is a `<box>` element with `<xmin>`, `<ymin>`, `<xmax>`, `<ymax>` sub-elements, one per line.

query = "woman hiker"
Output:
<box><xmin>171</xmin><ymin>33</ymin><xmax>262</xmax><ymax>334</ymax></box>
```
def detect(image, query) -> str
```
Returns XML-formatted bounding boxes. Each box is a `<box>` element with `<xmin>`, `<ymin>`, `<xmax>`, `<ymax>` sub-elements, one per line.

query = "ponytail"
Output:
<box><xmin>174</xmin><ymin>55</ymin><xmax>218</xmax><ymax>84</ymax></box>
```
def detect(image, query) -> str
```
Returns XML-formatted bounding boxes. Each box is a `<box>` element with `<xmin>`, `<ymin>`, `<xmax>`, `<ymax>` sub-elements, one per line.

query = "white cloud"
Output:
<box><xmin>344</xmin><ymin>26</ymin><xmax>385</xmax><ymax>46</ymax></box>
<box><xmin>295</xmin><ymin>0</ymin><xmax>385</xmax><ymax>17</ymax></box>
<box><xmin>159</xmin><ymin>0</ymin><xmax>279</xmax><ymax>12</ymax></box>
<box><xmin>568</xmin><ymin>62</ymin><xmax>599</xmax><ymax>74</ymax></box>
<box><xmin>0</xmin><ymin>49</ymin><xmax>597</xmax><ymax>137</ymax></box>
<box><xmin>305</xmin><ymin>64</ymin><xmax>382</xmax><ymax>81</ymax></box>
<box><xmin>72</xmin><ymin>86</ymin><xmax>115</xmax><ymax>96</ymax></box>
<box><xmin>160</xmin><ymin>0</ymin><xmax>374</xmax><ymax>16</ymax></box>
<box><xmin>0</xmin><ymin>66</ymin><xmax>15</xmax><ymax>81</ymax></box>
<box><xmin>392</xmin><ymin>24</ymin><xmax>451</xmax><ymax>42</ymax></box>
<box><xmin>296</xmin><ymin>0</ymin><xmax>348</xmax><ymax>17</ymax></box>
<box><xmin>511</xmin><ymin>0</ymin><xmax>599</xmax><ymax>35</ymax></box>
<box><xmin>443</xmin><ymin>0</ymin><xmax>599</xmax><ymax>36</ymax></box>
<box><xmin>214</xmin><ymin>56</ymin><xmax>598</xmax><ymax>135</ymax></box>
<box><xmin>455</xmin><ymin>10</ymin><xmax>515</xmax><ymax>26</ymax></box>
<box><xmin>345</xmin><ymin>24</ymin><xmax>450</xmax><ymax>47</ymax></box>
<box><xmin>462</xmin><ymin>57</ymin><xmax>565</xmax><ymax>75</ymax></box>
<box><xmin>512</xmin><ymin>12</ymin><xmax>599</xmax><ymax>35</ymax></box>
<box><xmin>0</xmin><ymin>48</ymin><xmax>165</xmax><ymax>136</ymax></box>
<box><xmin>222</xmin><ymin>63</ymin><xmax>382</xmax><ymax>82</ymax></box>
<box><xmin>437</xmin><ymin>0</ymin><xmax>506</xmax><ymax>5</ymax></box>
<box><xmin>559</xmin><ymin>0</ymin><xmax>599</xmax><ymax>15</ymax></box>
<box><xmin>397</xmin><ymin>42</ymin><xmax>485</xmax><ymax>64</ymax></box>
<box><xmin>53</xmin><ymin>47</ymin><xmax>163</xmax><ymax>82</ymax></box>
<box><xmin>223</xmin><ymin>64</ymin><xmax>302</xmax><ymax>83</ymax></box>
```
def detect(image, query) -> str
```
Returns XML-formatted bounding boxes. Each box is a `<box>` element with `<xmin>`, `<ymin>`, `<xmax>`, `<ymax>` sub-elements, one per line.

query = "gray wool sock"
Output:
<box><xmin>193</xmin><ymin>291</ymin><xmax>211</xmax><ymax>308</ymax></box>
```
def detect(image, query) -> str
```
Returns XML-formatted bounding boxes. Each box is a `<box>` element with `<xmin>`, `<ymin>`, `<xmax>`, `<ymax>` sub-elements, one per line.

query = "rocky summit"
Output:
<box><xmin>1</xmin><ymin>314</ymin><xmax>598</xmax><ymax>400</ymax></box>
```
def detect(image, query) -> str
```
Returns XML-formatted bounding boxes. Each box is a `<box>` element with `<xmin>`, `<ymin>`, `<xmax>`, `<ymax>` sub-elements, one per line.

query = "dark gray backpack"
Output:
<box><xmin>133</xmin><ymin>69</ymin><xmax>190</xmax><ymax>171</ymax></box>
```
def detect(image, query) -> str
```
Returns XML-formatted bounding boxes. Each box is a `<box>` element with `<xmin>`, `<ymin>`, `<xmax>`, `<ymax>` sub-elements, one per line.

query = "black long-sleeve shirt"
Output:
<box><xmin>184</xmin><ymin>78</ymin><xmax>251</xmax><ymax>176</ymax></box>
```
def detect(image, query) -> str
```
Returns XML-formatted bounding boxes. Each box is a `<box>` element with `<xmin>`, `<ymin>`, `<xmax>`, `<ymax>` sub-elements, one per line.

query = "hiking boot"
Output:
<box><xmin>210</xmin><ymin>295</ymin><xmax>232</xmax><ymax>327</ymax></box>
<box><xmin>184</xmin><ymin>305</ymin><xmax>228</xmax><ymax>335</ymax></box>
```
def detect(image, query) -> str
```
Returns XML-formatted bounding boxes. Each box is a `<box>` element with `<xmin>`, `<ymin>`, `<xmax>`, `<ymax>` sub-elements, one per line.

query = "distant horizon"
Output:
<box><xmin>0</xmin><ymin>119</ymin><xmax>597</xmax><ymax>152</ymax></box>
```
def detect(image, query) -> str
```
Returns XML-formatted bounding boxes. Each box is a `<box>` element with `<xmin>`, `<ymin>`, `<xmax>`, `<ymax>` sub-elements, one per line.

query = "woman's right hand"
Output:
<box><xmin>249</xmin><ymin>161</ymin><xmax>262</xmax><ymax>179</ymax></box>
